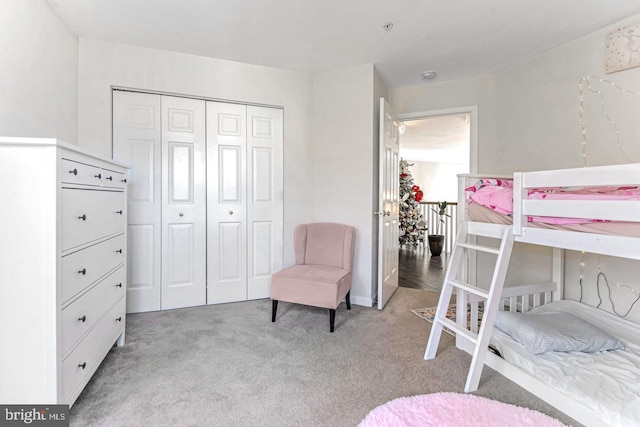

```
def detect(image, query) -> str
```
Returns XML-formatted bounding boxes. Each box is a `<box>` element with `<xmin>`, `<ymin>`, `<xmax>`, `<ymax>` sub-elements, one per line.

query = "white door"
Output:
<box><xmin>206</xmin><ymin>102</ymin><xmax>248</xmax><ymax>304</ymax></box>
<box><xmin>377</xmin><ymin>98</ymin><xmax>400</xmax><ymax>309</ymax></box>
<box><xmin>246</xmin><ymin>106</ymin><xmax>283</xmax><ymax>300</ymax></box>
<box><xmin>113</xmin><ymin>91</ymin><xmax>162</xmax><ymax>313</ymax></box>
<box><xmin>161</xmin><ymin>95</ymin><xmax>207</xmax><ymax>309</ymax></box>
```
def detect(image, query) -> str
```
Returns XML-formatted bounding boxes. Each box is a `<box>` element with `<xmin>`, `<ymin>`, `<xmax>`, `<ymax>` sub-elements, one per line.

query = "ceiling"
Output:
<box><xmin>399</xmin><ymin>114</ymin><xmax>470</xmax><ymax>163</ymax></box>
<box><xmin>49</xmin><ymin>0</ymin><xmax>640</xmax><ymax>88</ymax></box>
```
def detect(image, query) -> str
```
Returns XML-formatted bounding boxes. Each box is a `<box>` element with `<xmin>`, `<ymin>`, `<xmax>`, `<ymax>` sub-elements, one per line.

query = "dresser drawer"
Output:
<box><xmin>62</xmin><ymin>298</ymin><xmax>125</xmax><ymax>404</ymax></box>
<box><xmin>61</xmin><ymin>234</ymin><xmax>126</xmax><ymax>303</ymax></box>
<box><xmin>61</xmin><ymin>159</ymin><xmax>103</xmax><ymax>187</ymax></box>
<box><xmin>101</xmin><ymin>169</ymin><xmax>127</xmax><ymax>189</ymax></box>
<box><xmin>62</xmin><ymin>265</ymin><xmax>126</xmax><ymax>356</ymax></box>
<box><xmin>62</xmin><ymin>188</ymin><xmax>125</xmax><ymax>250</ymax></box>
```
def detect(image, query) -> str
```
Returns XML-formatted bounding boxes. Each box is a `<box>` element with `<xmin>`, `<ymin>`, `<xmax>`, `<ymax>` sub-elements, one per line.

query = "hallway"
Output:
<box><xmin>398</xmin><ymin>246</ymin><xmax>448</xmax><ymax>292</ymax></box>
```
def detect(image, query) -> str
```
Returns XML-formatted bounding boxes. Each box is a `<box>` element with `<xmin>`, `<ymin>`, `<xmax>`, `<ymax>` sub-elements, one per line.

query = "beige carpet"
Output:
<box><xmin>69</xmin><ymin>287</ymin><xmax>578</xmax><ymax>426</ymax></box>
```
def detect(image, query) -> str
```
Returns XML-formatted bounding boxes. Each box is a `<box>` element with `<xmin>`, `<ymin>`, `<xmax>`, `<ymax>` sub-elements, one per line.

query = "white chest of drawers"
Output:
<box><xmin>0</xmin><ymin>137</ymin><xmax>128</xmax><ymax>406</ymax></box>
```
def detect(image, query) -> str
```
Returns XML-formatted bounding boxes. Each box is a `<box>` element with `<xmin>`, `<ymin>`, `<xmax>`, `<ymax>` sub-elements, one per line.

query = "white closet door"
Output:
<box><xmin>206</xmin><ymin>102</ymin><xmax>248</xmax><ymax>304</ymax></box>
<box><xmin>161</xmin><ymin>96</ymin><xmax>207</xmax><ymax>309</ymax></box>
<box><xmin>113</xmin><ymin>91</ymin><xmax>162</xmax><ymax>313</ymax></box>
<box><xmin>246</xmin><ymin>106</ymin><xmax>283</xmax><ymax>300</ymax></box>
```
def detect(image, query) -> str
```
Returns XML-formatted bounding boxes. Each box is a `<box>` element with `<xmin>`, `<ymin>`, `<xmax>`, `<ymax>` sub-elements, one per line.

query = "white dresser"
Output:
<box><xmin>0</xmin><ymin>137</ymin><xmax>128</xmax><ymax>406</ymax></box>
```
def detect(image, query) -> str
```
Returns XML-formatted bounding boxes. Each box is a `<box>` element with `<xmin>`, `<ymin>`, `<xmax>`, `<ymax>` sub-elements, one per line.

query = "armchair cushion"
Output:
<box><xmin>271</xmin><ymin>265</ymin><xmax>351</xmax><ymax>309</ymax></box>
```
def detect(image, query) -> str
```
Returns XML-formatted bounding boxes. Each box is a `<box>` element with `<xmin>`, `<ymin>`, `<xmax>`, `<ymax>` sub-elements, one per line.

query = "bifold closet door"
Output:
<box><xmin>206</xmin><ymin>102</ymin><xmax>283</xmax><ymax>304</ymax></box>
<box><xmin>246</xmin><ymin>106</ymin><xmax>283</xmax><ymax>299</ymax></box>
<box><xmin>206</xmin><ymin>102</ymin><xmax>248</xmax><ymax>304</ymax></box>
<box><xmin>113</xmin><ymin>91</ymin><xmax>206</xmax><ymax>312</ymax></box>
<box><xmin>161</xmin><ymin>95</ymin><xmax>207</xmax><ymax>309</ymax></box>
<box><xmin>113</xmin><ymin>91</ymin><xmax>162</xmax><ymax>313</ymax></box>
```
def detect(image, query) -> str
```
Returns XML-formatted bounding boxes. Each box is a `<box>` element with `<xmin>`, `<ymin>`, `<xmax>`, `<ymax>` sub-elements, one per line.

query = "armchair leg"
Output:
<box><xmin>272</xmin><ymin>300</ymin><xmax>278</xmax><ymax>322</ymax></box>
<box><xmin>329</xmin><ymin>309</ymin><xmax>335</xmax><ymax>333</ymax></box>
<box><xmin>346</xmin><ymin>291</ymin><xmax>351</xmax><ymax>310</ymax></box>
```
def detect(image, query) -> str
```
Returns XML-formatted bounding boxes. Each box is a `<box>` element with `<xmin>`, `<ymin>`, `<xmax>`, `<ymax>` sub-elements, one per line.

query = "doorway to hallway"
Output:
<box><xmin>396</xmin><ymin>106</ymin><xmax>475</xmax><ymax>294</ymax></box>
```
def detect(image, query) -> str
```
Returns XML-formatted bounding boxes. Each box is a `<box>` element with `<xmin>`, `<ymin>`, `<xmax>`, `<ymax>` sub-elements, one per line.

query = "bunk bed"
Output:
<box><xmin>425</xmin><ymin>163</ymin><xmax>640</xmax><ymax>427</ymax></box>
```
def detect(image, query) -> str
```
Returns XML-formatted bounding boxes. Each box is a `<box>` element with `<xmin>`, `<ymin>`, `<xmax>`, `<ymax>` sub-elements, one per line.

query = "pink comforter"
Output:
<box><xmin>466</xmin><ymin>179</ymin><xmax>640</xmax><ymax>225</ymax></box>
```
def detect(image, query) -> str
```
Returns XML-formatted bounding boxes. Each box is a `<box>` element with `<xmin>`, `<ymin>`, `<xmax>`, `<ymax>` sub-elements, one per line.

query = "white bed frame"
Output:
<box><xmin>454</xmin><ymin>163</ymin><xmax>640</xmax><ymax>427</ymax></box>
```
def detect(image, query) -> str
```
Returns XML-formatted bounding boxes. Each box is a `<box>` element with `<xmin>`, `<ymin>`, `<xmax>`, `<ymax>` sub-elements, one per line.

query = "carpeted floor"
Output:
<box><xmin>69</xmin><ymin>287</ymin><xmax>579</xmax><ymax>426</ymax></box>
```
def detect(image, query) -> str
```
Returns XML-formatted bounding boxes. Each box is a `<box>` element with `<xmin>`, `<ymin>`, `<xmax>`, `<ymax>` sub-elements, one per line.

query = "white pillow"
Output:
<box><xmin>494</xmin><ymin>310</ymin><xmax>624</xmax><ymax>355</ymax></box>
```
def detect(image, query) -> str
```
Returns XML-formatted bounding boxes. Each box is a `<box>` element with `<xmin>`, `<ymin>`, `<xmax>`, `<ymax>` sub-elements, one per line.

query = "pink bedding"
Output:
<box><xmin>468</xmin><ymin>203</ymin><xmax>640</xmax><ymax>238</ymax></box>
<box><xmin>466</xmin><ymin>179</ymin><xmax>640</xmax><ymax>225</ymax></box>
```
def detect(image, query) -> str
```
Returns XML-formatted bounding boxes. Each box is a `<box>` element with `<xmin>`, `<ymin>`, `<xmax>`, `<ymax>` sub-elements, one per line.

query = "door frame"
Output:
<box><xmin>396</xmin><ymin>105</ymin><xmax>478</xmax><ymax>174</ymax></box>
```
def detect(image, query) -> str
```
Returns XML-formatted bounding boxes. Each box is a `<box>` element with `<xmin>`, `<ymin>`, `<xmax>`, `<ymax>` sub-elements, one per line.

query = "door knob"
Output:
<box><xmin>374</xmin><ymin>211</ymin><xmax>383</xmax><ymax>216</ymax></box>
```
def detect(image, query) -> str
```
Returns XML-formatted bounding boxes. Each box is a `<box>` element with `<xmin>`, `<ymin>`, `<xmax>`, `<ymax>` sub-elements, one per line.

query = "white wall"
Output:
<box><xmin>405</xmin><ymin>160</ymin><xmax>464</xmax><ymax>202</ymax></box>
<box><xmin>0</xmin><ymin>0</ymin><xmax>78</xmax><ymax>142</ymax></box>
<box><xmin>311</xmin><ymin>64</ymin><xmax>383</xmax><ymax>306</ymax></box>
<box><xmin>77</xmin><ymin>38</ymin><xmax>312</xmax><ymax>266</ymax></box>
<box><xmin>495</xmin><ymin>16</ymin><xmax>640</xmax><ymax>171</ymax></box>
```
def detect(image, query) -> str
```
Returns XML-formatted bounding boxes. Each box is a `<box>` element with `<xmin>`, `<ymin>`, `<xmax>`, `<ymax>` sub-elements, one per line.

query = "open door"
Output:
<box><xmin>377</xmin><ymin>98</ymin><xmax>400</xmax><ymax>309</ymax></box>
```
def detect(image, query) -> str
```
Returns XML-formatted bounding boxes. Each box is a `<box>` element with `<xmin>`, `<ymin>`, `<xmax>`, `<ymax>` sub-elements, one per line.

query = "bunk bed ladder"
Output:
<box><xmin>424</xmin><ymin>226</ymin><xmax>515</xmax><ymax>392</ymax></box>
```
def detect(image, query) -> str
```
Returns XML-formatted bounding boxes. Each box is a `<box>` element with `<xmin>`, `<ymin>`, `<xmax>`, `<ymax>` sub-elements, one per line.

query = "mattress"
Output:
<box><xmin>468</xmin><ymin>203</ymin><xmax>640</xmax><ymax>238</ymax></box>
<box><xmin>490</xmin><ymin>300</ymin><xmax>640</xmax><ymax>427</ymax></box>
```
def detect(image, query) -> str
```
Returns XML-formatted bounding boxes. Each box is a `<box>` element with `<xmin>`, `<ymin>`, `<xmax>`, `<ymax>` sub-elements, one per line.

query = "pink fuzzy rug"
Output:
<box><xmin>358</xmin><ymin>393</ymin><xmax>567</xmax><ymax>427</ymax></box>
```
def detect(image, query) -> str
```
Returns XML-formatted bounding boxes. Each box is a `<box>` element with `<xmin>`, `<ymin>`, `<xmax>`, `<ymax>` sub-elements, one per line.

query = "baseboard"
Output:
<box><xmin>350</xmin><ymin>295</ymin><xmax>373</xmax><ymax>307</ymax></box>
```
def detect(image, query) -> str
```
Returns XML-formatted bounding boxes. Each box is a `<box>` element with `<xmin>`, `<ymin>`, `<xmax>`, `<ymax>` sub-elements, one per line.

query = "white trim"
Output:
<box><xmin>111</xmin><ymin>86</ymin><xmax>283</xmax><ymax>110</ymax></box>
<box><xmin>397</xmin><ymin>105</ymin><xmax>478</xmax><ymax>174</ymax></box>
<box><xmin>350</xmin><ymin>295</ymin><xmax>373</xmax><ymax>307</ymax></box>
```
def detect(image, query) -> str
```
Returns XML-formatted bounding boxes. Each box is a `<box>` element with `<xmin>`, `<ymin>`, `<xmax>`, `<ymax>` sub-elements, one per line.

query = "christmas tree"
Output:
<box><xmin>399</xmin><ymin>159</ymin><xmax>426</xmax><ymax>247</ymax></box>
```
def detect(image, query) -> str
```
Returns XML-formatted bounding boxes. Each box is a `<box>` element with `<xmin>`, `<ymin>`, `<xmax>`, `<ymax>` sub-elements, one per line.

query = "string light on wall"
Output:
<box><xmin>578</xmin><ymin>251</ymin><xmax>640</xmax><ymax>317</ymax></box>
<box><xmin>578</xmin><ymin>75</ymin><xmax>639</xmax><ymax>166</ymax></box>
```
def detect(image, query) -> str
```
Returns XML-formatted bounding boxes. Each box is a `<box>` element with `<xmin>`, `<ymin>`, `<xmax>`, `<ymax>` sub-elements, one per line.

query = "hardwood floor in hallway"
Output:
<box><xmin>398</xmin><ymin>246</ymin><xmax>448</xmax><ymax>292</ymax></box>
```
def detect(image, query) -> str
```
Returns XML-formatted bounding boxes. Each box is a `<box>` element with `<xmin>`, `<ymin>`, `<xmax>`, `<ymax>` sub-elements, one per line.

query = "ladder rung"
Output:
<box><xmin>437</xmin><ymin>317</ymin><xmax>477</xmax><ymax>344</ymax></box>
<box><xmin>447</xmin><ymin>279</ymin><xmax>490</xmax><ymax>299</ymax></box>
<box><xmin>457</xmin><ymin>242</ymin><xmax>500</xmax><ymax>255</ymax></box>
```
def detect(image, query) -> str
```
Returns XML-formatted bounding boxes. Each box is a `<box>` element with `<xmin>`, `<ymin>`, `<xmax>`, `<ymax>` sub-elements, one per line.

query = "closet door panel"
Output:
<box><xmin>247</xmin><ymin>106</ymin><xmax>283</xmax><ymax>300</ymax></box>
<box><xmin>127</xmin><ymin>224</ymin><xmax>155</xmax><ymax>299</ymax></box>
<box><xmin>218</xmin><ymin>222</ymin><xmax>244</xmax><ymax>281</ymax></box>
<box><xmin>207</xmin><ymin>102</ymin><xmax>248</xmax><ymax>304</ymax></box>
<box><xmin>113</xmin><ymin>91</ymin><xmax>162</xmax><ymax>313</ymax></box>
<box><xmin>161</xmin><ymin>96</ymin><xmax>206</xmax><ymax>310</ymax></box>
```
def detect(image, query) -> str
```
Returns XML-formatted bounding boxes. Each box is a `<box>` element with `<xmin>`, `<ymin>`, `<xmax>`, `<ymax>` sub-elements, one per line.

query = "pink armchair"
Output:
<box><xmin>271</xmin><ymin>223</ymin><xmax>356</xmax><ymax>332</ymax></box>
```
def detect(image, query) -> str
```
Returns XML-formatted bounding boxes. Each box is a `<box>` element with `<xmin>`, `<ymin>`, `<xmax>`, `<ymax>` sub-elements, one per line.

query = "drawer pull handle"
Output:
<box><xmin>69</xmin><ymin>169</ymin><xmax>78</xmax><ymax>175</ymax></box>
<box><xmin>116</xmin><ymin>283</ymin><xmax>123</xmax><ymax>288</ymax></box>
<box><xmin>116</xmin><ymin>210</ymin><xmax>123</xmax><ymax>215</ymax></box>
<box><xmin>95</xmin><ymin>173</ymin><xmax>102</xmax><ymax>179</ymax></box>
<box><xmin>78</xmin><ymin>214</ymin><xmax>87</xmax><ymax>221</ymax></box>
<box><xmin>78</xmin><ymin>315</ymin><xmax>86</xmax><ymax>323</ymax></box>
<box><xmin>116</xmin><ymin>249</ymin><xmax>123</xmax><ymax>254</ymax></box>
<box><xmin>106</xmin><ymin>176</ymin><xmax>113</xmax><ymax>181</ymax></box>
<box><xmin>78</xmin><ymin>362</ymin><xmax>86</xmax><ymax>370</ymax></box>
<box><xmin>78</xmin><ymin>268</ymin><xmax>86</xmax><ymax>275</ymax></box>
<box><xmin>116</xmin><ymin>317</ymin><xmax>122</xmax><ymax>322</ymax></box>
<box><xmin>121</xmin><ymin>178</ymin><xmax>127</xmax><ymax>183</ymax></box>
